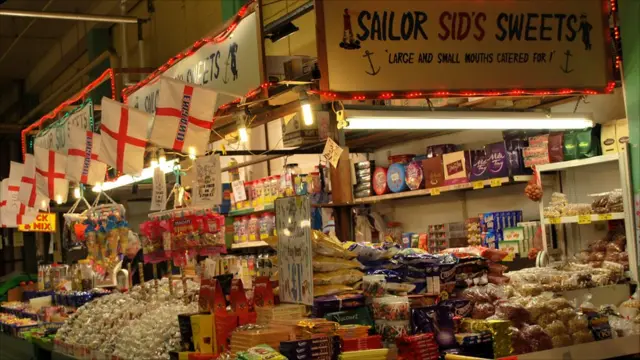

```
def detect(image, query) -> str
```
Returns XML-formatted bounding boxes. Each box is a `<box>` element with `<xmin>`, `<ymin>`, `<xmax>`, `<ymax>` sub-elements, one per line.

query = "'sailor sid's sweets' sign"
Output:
<box><xmin>316</xmin><ymin>0</ymin><xmax>612</xmax><ymax>94</ymax></box>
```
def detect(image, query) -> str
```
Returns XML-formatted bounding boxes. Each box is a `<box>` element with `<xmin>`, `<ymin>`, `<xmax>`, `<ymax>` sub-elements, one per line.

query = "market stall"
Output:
<box><xmin>2</xmin><ymin>0</ymin><xmax>640</xmax><ymax>359</ymax></box>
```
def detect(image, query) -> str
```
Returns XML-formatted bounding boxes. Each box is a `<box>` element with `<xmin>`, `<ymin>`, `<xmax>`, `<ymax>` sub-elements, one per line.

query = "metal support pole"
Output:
<box><xmin>137</xmin><ymin>20</ymin><xmax>146</xmax><ymax>81</ymax></box>
<box><xmin>120</xmin><ymin>0</ymin><xmax>130</xmax><ymax>85</ymax></box>
<box><xmin>0</xmin><ymin>9</ymin><xmax>138</xmax><ymax>24</ymax></box>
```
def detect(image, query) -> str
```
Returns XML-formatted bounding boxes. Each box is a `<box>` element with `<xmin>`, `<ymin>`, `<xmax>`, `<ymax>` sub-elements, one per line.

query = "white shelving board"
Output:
<box><xmin>542</xmin><ymin>212</ymin><xmax>625</xmax><ymax>224</ymax></box>
<box><xmin>536</xmin><ymin>152</ymin><xmax>638</xmax><ymax>283</ymax></box>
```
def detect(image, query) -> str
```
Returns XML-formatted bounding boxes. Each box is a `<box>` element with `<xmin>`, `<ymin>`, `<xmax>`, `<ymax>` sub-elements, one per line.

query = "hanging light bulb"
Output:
<box><xmin>236</xmin><ymin>113</ymin><xmax>249</xmax><ymax>143</ymax></box>
<box><xmin>93</xmin><ymin>182</ymin><xmax>103</xmax><ymax>193</ymax></box>
<box><xmin>41</xmin><ymin>199</ymin><xmax>48</xmax><ymax>209</ymax></box>
<box><xmin>188</xmin><ymin>146</ymin><xmax>197</xmax><ymax>160</ymax></box>
<box><xmin>158</xmin><ymin>149</ymin><xmax>167</xmax><ymax>164</ymax></box>
<box><xmin>73</xmin><ymin>187</ymin><xmax>81</xmax><ymax>199</ymax></box>
<box><xmin>297</xmin><ymin>87</ymin><xmax>314</xmax><ymax>126</ymax></box>
<box><xmin>55</xmin><ymin>195</ymin><xmax>63</xmax><ymax>205</ymax></box>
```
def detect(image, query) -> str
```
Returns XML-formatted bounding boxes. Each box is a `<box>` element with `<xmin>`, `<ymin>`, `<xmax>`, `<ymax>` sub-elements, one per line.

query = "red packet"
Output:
<box><xmin>253</xmin><ymin>276</ymin><xmax>275</xmax><ymax>308</ymax></box>
<box><xmin>199</xmin><ymin>279</ymin><xmax>215</xmax><ymax>313</ymax></box>
<box><xmin>230</xmin><ymin>279</ymin><xmax>249</xmax><ymax>313</ymax></box>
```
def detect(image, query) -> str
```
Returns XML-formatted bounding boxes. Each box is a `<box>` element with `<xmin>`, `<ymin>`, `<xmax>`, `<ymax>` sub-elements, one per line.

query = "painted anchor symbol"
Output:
<box><xmin>363</xmin><ymin>50</ymin><xmax>381</xmax><ymax>76</ymax></box>
<box><xmin>560</xmin><ymin>50</ymin><xmax>574</xmax><ymax>74</ymax></box>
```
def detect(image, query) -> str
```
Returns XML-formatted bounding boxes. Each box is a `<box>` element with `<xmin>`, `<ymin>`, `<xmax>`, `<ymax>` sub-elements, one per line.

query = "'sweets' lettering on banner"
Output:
<box><xmin>316</xmin><ymin>0</ymin><xmax>612</xmax><ymax>94</ymax></box>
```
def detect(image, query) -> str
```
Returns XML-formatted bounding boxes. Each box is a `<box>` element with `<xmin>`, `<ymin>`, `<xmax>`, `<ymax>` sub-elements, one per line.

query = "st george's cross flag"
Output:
<box><xmin>100</xmin><ymin>97</ymin><xmax>151</xmax><ymax>175</ymax></box>
<box><xmin>66</xmin><ymin>126</ymin><xmax>107</xmax><ymax>185</ymax></box>
<box><xmin>34</xmin><ymin>145</ymin><xmax>69</xmax><ymax>204</ymax></box>
<box><xmin>1</xmin><ymin>163</ymin><xmax>38</xmax><ymax>227</ymax></box>
<box><xmin>18</xmin><ymin>154</ymin><xmax>50</xmax><ymax>211</ymax></box>
<box><xmin>149</xmin><ymin>77</ymin><xmax>217</xmax><ymax>156</ymax></box>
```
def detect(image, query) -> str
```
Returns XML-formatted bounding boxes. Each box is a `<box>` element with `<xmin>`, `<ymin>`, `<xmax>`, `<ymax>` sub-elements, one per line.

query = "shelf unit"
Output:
<box><xmin>228</xmin><ymin>204</ymin><xmax>274</xmax><ymax>217</ymax></box>
<box><xmin>542</xmin><ymin>212</ymin><xmax>625</xmax><ymax>224</ymax></box>
<box><xmin>536</xmin><ymin>152</ymin><xmax>638</xmax><ymax>283</ymax></box>
<box><xmin>352</xmin><ymin>176</ymin><xmax>532</xmax><ymax>205</ymax></box>
<box><xmin>230</xmin><ymin>241</ymin><xmax>270</xmax><ymax>249</ymax></box>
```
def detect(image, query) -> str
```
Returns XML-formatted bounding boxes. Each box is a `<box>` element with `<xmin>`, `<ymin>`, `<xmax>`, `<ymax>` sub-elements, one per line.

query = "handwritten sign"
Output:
<box><xmin>127</xmin><ymin>12</ymin><xmax>263</xmax><ymax>115</ymax></box>
<box><xmin>548</xmin><ymin>217</ymin><xmax>562</xmax><ymax>225</ymax></box>
<box><xmin>18</xmin><ymin>213</ymin><xmax>57</xmax><ymax>232</ymax></box>
<box><xmin>275</xmin><ymin>196</ymin><xmax>313</xmax><ymax>305</ymax></box>
<box><xmin>490</xmin><ymin>178</ymin><xmax>503</xmax><ymax>187</ymax></box>
<box><xmin>430</xmin><ymin>188</ymin><xmax>441</xmax><ymax>196</ymax></box>
<box><xmin>232</xmin><ymin>180</ymin><xmax>247</xmax><ymax>202</ymax></box>
<box><xmin>322</xmin><ymin>138</ymin><xmax>343</xmax><ymax>168</ymax></box>
<box><xmin>473</xmin><ymin>181</ymin><xmax>484</xmax><ymax>190</ymax></box>
<box><xmin>150</xmin><ymin>167</ymin><xmax>167</xmax><ymax>211</ymax></box>
<box><xmin>34</xmin><ymin>102</ymin><xmax>93</xmax><ymax>154</ymax></box>
<box><xmin>597</xmin><ymin>213</ymin><xmax>612</xmax><ymax>221</ymax></box>
<box><xmin>193</xmin><ymin>154</ymin><xmax>222</xmax><ymax>206</ymax></box>
<box><xmin>316</xmin><ymin>0</ymin><xmax>611</xmax><ymax>95</ymax></box>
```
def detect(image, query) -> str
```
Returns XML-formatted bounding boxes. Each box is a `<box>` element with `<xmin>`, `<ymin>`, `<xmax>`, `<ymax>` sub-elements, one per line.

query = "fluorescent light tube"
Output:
<box><xmin>93</xmin><ymin>159</ymin><xmax>179</xmax><ymax>192</ymax></box>
<box><xmin>344</xmin><ymin>111</ymin><xmax>593</xmax><ymax>130</ymax></box>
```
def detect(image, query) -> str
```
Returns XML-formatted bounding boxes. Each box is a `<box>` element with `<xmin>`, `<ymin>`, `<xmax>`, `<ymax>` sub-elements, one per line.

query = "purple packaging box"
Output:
<box><xmin>469</xmin><ymin>149</ymin><xmax>489</xmax><ymax>181</ymax></box>
<box><xmin>486</xmin><ymin>142</ymin><xmax>510</xmax><ymax>178</ymax></box>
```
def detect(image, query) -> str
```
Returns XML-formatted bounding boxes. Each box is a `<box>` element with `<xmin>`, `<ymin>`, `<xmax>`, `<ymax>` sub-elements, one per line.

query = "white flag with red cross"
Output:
<box><xmin>100</xmin><ymin>97</ymin><xmax>151</xmax><ymax>175</ymax></box>
<box><xmin>66</xmin><ymin>126</ymin><xmax>107</xmax><ymax>185</ymax></box>
<box><xmin>34</xmin><ymin>145</ymin><xmax>70</xmax><ymax>204</ymax></box>
<box><xmin>1</xmin><ymin>166</ymin><xmax>38</xmax><ymax>228</ymax></box>
<box><xmin>149</xmin><ymin>77</ymin><xmax>217</xmax><ymax>156</ymax></box>
<box><xmin>18</xmin><ymin>154</ymin><xmax>50</xmax><ymax>211</ymax></box>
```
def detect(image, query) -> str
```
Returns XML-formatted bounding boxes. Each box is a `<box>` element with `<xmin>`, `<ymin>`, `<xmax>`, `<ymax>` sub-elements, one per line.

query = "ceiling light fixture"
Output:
<box><xmin>266</xmin><ymin>22</ymin><xmax>299</xmax><ymax>43</ymax></box>
<box><xmin>343</xmin><ymin>110</ymin><xmax>594</xmax><ymax>130</ymax></box>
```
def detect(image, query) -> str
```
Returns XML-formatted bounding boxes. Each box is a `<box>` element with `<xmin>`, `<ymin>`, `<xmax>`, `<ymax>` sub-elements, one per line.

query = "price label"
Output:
<box><xmin>490</xmin><ymin>178</ymin><xmax>502</xmax><ymax>187</ymax></box>
<box><xmin>578</xmin><ymin>214</ymin><xmax>592</xmax><ymax>224</ymax></box>
<box><xmin>473</xmin><ymin>181</ymin><xmax>484</xmax><ymax>190</ymax></box>
<box><xmin>232</xmin><ymin>180</ymin><xmax>247</xmax><ymax>202</ymax></box>
<box><xmin>548</xmin><ymin>217</ymin><xmax>562</xmax><ymax>225</ymax></box>
<box><xmin>260</xmin><ymin>233</ymin><xmax>268</xmax><ymax>240</ymax></box>
<box><xmin>598</xmin><ymin>213</ymin><xmax>613</xmax><ymax>221</ymax></box>
<box><xmin>430</xmin><ymin>188</ymin><xmax>441</xmax><ymax>196</ymax></box>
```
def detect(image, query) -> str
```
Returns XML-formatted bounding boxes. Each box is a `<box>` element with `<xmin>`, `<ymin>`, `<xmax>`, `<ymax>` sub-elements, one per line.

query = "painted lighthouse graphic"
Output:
<box><xmin>339</xmin><ymin>9</ymin><xmax>361</xmax><ymax>50</ymax></box>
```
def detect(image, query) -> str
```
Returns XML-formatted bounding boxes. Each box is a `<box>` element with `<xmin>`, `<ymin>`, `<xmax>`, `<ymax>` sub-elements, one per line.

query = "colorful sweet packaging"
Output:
<box><xmin>405</xmin><ymin>161</ymin><xmax>424</xmax><ymax>190</ymax></box>
<box><xmin>469</xmin><ymin>149</ymin><xmax>489</xmax><ymax>181</ymax></box>
<box><xmin>422</xmin><ymin>156</ymin><xmax>445</xmax><ymax>189</ymax></box>
<box><xmin>373</xmin><ymin>167</ymin><xmax>389</xmax><ymax>195</ymax></box>
<box><xmin>443</xmin><ymin>151</ymin><xmax>470</xmax><ymax>185</ymax></box>
<box><xmin>387</xmin><ymin>163</ymin><xmax>408</xmax><ymax>193</ymax></box>
<box><xmin>486</xmin><ymin>142</ymin><xmax>509</xmax><ymax>178</ymax></box>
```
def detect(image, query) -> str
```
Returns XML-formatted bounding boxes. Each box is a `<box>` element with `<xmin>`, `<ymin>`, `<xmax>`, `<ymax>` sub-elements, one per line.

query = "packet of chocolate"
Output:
<box><xmin>563</xmin><ymin>131</ymin><xmax>579</xmax><ymax>160</ymax></box>
<box><xmin>486</xmin><ymin>142</ymin><xmax>509</xmax><ymax>178</ymax></box>
<box><xmin>469</xmin><ymin>149</ymin><xmax>489</xmax><ymax>181</ymax></box>
<box><xmin>548</xmin><ymin>132</ymin><xmax>564</xmax><ymax>162</ymax></box>
<box><xmin>576</xmin><ymin>125</ymin><xmax>601</xmax><ymax>159</ymax></box>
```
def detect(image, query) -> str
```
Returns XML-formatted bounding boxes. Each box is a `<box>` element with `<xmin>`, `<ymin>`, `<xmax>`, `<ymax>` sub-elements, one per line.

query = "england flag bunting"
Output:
<box><xmin>0</xmin><ymin>163</ymin><xmax>38</xmax><ymax>227</ymax></box>
<box><xmin>149</xmin><ymin>77</ymin><xmax>217</xmax><ymax>156</ymax></box>
<box><xmin>100</xmin><ymin>97</ymin><xmax>151</xmax><ymax>175</ymax></box>
<box><xmin>66</xmin><ymin>126</ymin><xmax>107</xmax><ymax>185</ymax></box>
<box><xmin>34</xmin><ymin>145</ymin><xmax>70</xmax><ymax>204</ymax></box>
<box><xmin>18</xmin><ymin>154</ymin><xmax>50</xmax><ymax>211</ymax></box>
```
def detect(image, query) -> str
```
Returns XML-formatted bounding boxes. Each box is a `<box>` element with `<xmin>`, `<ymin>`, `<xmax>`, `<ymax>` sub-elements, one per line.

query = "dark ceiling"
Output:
<box><xmin>0</xmin><ymin>0</ymin><xmax>98</xmax><ymax>87</ymax></box>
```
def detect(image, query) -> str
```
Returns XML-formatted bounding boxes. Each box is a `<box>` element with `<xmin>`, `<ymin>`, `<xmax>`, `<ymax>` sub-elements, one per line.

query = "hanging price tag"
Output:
<box><xmin>597</xmin><ymin>213</ymin><xmax>613</xmax><ymax>221</ymax></box>
<box><xmin>232</xmin><ymin>180</ymin><xmax>247</xmax><ymax>202</ymax></box>
<box><xmin>430</xmin><ymin>188</ymin><xmax>441</xmax><ymax>196</ymax></box>
<box><xmin>473</xmin><ymin>181</ymin><xmax>484</xmax><ymax>190</ymax></box>
<box><xmin>548</xmin><ymin>217</ymin><xmax>562</xmax><ymax>225</ymax></box>
<box><xmin>578</xmin><ymin>214</ymin><xmax>592</xmax><ymax>224</ymax></box>
<box><xmin>490</xmin><ymin>178</ymin><xmax>502</xmax><ymax>187</ymax></box>
<box><xmin>322</xmin><ymin>138</ymin><xmax>343</xmax><ymax>168</ymax></box>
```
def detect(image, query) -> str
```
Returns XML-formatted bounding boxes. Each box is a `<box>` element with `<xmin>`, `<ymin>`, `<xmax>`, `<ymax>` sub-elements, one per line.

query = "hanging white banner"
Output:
<box><xmin>150</xmin><ymin>167</ymin><xmax>167</xmax><ymax>211</ymax></box>
<box><xmin>34</xmin><ymin>103</ymin><xmax>93</xmax><ymax>154</ymax></box>
<box><xmin>192</xmin><ymin>154</ymin><xmax>222</xmax><ymax>206</ymax></box>
<box><xmin>126</xmin><ymin>11</ymin><xmax>263</xmax><ymax>115</ymax></box>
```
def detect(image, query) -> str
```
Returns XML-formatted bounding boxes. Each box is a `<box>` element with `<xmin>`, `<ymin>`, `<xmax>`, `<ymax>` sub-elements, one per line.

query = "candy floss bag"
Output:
<box><xmin>200</xmin><ymin>212</ymin><xmax>227</xmax><ymax>256</ymax></box>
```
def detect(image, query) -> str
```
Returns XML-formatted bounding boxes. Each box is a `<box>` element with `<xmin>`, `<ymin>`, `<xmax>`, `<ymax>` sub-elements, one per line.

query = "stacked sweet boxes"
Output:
<box><xmin>353</xmin><ymin>161</ymin><xmax>374</xmax><ymax>199</ymax></box>
<box><xmin>480</xmin><ymin>211</ymin><xmax>523</xmax><ymax>249</ymax></box>
<box><xmin>280</xmin><ymin>336</ymin><xmax>341</xmax><ymax>360</ymax></box>
<box><xmin>396</xmin><ymin>333</ymin><xmax>439</xmax><ymax>360</ymax></box>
